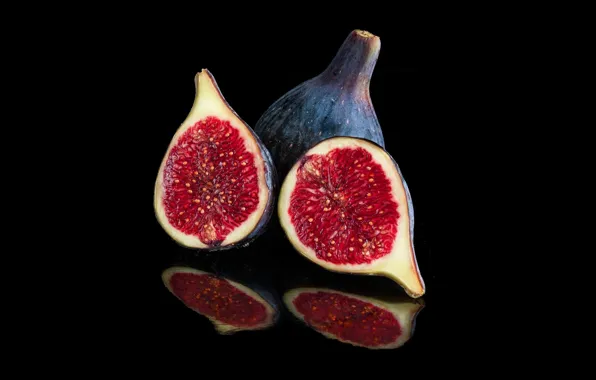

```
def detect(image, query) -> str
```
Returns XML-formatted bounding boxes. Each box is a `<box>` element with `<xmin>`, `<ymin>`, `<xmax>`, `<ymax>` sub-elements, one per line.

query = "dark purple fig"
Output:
<box><xmin>254</xmin><ymin>30</ymin><xmax>384</xmax><ymax>178</ymax></box>
<box><xmin>154</xmin><ymin>69</ymin><xmax>276</xmax><ymax>251</ymax></box>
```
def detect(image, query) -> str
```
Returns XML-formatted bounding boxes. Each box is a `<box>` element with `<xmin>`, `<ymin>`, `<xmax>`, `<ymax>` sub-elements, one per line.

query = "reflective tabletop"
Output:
<box><xmin>140</xmin><ymin>221</ymin><xmax>446</xmax><ymax>357</ymax></box>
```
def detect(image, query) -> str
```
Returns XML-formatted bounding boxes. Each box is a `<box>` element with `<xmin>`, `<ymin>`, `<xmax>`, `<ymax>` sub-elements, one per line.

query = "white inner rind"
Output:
<box><xmin>162</xmin><ymin>266</ymin><xmax>276</xmax><ymax>334</ymax></box>
<box><xmin>283</xmin><ymin>288</ymin><xmax>422</xmax><ymax>349</ymax></box>
<box><xmin>278</xmin><ymin>137</ymin><xmax>424</xmax><ymax>297</ymax></box>
<box><xmin>154</xmin><ymin>70</ymin><xmax>269</xmax><ymax>248</ymax></box>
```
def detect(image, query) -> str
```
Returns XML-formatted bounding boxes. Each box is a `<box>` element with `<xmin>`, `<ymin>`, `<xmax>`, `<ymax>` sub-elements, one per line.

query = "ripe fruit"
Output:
<box><xmin>284</xmin><ymin>287</ymin><xmax>424</xmax><ymax>349</ymax></box>
<box><xmin>278</xmin><ymin>136</ymin><xmax>425</xmax><ymax>298</ymax></box>
<box><xmin>162</xmin><ymin>266</ymin><xmax>278</xmax><ymax>334</ymax></box>
<box><xmin>154</xmin><ymin>69</ymin><xmax>276</xmax><ymax>250</ymax></box>
<box><xmin>254</xmin><ymin>29</ymin><xmax>385</xmax><ymax>178</ymax></box>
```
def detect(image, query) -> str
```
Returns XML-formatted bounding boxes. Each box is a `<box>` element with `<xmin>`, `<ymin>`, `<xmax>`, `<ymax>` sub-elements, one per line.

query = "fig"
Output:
<box><xmin>154</xmin><ymin>69</ymin><xmax>276</xmax><ymax>250</ymax></box>
<box><xmin>162</xmin><ymin>266</ymin><xmax>278</xmax><ymax>334</ymax></box>
<box><xmin>254</xmin><ymin>29</ymin><xmax>384</xmax><ymax>178</ymax></box>
<box><xmin>284</xmin><ymin>287</ymin><xmax>424</xmax><ymax>349</ymax></box>
<box><xmin>278</xmin><ymin>136</ymin><xmax>425</xmax><ymax>298</ymax></box>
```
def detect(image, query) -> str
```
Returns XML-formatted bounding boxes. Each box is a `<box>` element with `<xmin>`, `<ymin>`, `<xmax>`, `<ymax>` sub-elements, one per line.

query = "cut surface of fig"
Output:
<box><xmin>284</xmin><ymin>288</ymin><xmax>423</xmax><ymax>349</ymax></box>
<box><xmin>161</xmin><ymin>117</ymin><xmax>261</xmax><ymax>245</ymax></box>
<box><xmin>154</xmin><ymin>69</ymin><xmax>275</xmax><ymax>249</ymax></box>
<box><xmin>162</xmin><ymin>267</ymin><xmax>277</xmax><ymax>334</ymax></box>
<box><xmin>288</xmin><ymin>144</ymin><xmax>399</xmax><ymax>265</ymax></box>
<box><xmin>279</xmin><ymin>137</ymin><xmax>425</xmax><ymax>298</ymax></box>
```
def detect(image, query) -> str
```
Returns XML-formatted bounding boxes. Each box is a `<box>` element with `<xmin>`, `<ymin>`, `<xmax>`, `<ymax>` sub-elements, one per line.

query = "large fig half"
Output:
<box><xmin>284</xmin><ymin>287</ymin><xmax>424</xmax><ymax>349</ymax></box>
<box><xmin>162</xmin><ymin>266</ymin><xmax>278</xmax><ymax>334</ymax></box>
<box><xmin>254</xmin><ymin>29</ymin><xmax>384</xmax><ymax>178</ymax></box>
<box><xmin>278</xmin><ymin>136</ymin><xmax>425</xmax><ymax>298</ymax></box>
<box><xmin>154</xmin><ymin>69</ymin><xmax>276</xmax><ymax>250</ymax></box>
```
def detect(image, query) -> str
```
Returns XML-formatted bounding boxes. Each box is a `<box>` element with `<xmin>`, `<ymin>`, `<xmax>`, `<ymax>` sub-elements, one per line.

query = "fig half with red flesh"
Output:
<box><xmin>162</xmin><ymin>266</ymin><xmax>278</xmax><ymax>334</ymax></box>
<box><xmin>284</xmin><ymin>287</ymin><xmax>424</xmax><ymax>349</ymax></box>
<box><xmin>278</xmin><ymin>136</ymin><xmax>425</xmax><ymax>298</ymax></box>
<box><xmin>154</xmin><ymin>69</ymin><xmax>276</xmax><ymax>250</ymax></box>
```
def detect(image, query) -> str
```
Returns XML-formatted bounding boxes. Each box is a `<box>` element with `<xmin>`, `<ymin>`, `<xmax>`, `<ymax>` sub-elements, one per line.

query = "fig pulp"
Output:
<box><xmin>254</xmin><ymin>29</ymin><xmax>385</xmax><ymax>178</ymax></box>
<box><xmin>284</xmin><ymin>287</ymin><xmax>423</xmax><ymax>349</ymax></box>
<box><xmin>278</xmin><ymin>137</ymin><xmax>425</xmax><ymax>298</ymax></box>
<box><xmin>154</xmin><ymin>69</ymin><xmax>276</xmax><ymax>250</ymax></box>
<box><xmin>162</xmin><ymin>266</ymin><xmax>278</xmax><ymax>334</ymax></box>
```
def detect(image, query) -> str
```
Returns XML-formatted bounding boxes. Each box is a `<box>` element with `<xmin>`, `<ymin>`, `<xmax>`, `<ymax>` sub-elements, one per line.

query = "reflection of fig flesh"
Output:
<box><xmin>154</xmin><ymin>69</ymin><xmax>276</xmax><ymax>250</ymax></box>
<box><xmin>162</xmin><ymin>266</ymin><xmax>278</xmax><ymax>334</ymax></box>
<box><xmin>278</xmin><ymin>136</ymin><xmax>424</xmax><ymax>298</ymax></box>
<box><xmin>254</xmin><ymin>29</ymin><xmax>384</xmax><ymax>179</ymax></box>
<box><xmin>284</xmin><ymin>287</ymin><xmax>424</xmax><ymax>349</ymax></box>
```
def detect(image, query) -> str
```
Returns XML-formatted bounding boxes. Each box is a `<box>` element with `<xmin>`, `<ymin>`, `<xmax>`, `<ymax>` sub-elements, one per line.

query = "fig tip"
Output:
<box><xmin>354</xmin><ymin>29</ymin><xmax>378</xmax><ymax>39</ymax></box>
<box><xmin>197</xmin><ymin>68</ymin><xmax>213</xmax><ymax>78</ymax></box>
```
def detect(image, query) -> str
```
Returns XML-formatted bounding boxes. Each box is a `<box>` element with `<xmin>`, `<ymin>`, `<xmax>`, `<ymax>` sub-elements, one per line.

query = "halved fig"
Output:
<box><xmin>284</xmin><ymin>287</ymin><xmax>424</xmax><ymax>349</ymax></box>
<box><xmin>278</xmin><ymin>136</ymin><xmax>425</xmax><ymax>298</ymax></box>
<box><xmin>162</xmin><ymin>266</ymin><xmax>278</xmax><ymax>334</ymax></box>
<box><xmin>154</xmin><ymin>69</ymin><xmax>276</xmax><ymax>250</ymax></box>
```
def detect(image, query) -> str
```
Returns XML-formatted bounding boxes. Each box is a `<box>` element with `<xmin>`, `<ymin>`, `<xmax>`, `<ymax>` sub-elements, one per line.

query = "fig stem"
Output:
<box><xmin>319</xmin><ymin>29</ymin><xmax>381</xmax><ymax>91</ymax></box>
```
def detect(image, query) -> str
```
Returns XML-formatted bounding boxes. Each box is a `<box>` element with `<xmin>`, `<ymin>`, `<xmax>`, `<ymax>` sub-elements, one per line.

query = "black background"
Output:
<box><xmin>104</xmin><ymin>15</ymin><xmax>473</xmax><ymax>363</ymax></box>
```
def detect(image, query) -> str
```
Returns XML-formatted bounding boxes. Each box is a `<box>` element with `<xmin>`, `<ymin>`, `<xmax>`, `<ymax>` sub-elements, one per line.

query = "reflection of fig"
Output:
<box><xmin>278</xmin><ymin>136</ymin><xmax>425</xmax><ymax>298</ymax></box>
<box><xmin>154</xmin><ymin>69</ymin><xmax>276</xmax><ymax>251</ymax></box>
<box><xmin>254</xmin><ymin>29</ymin><xmax>385</xmax><ymax>179</ymax></box>
<box><xmin>284</xmin><ymin>287</ymin><xmax>424</xmax><ymax>349</ymax></box>
<box><xmin>162</xmin><ymin>266</ymin><xmax>278</xmax><ymax>334</ymax></box>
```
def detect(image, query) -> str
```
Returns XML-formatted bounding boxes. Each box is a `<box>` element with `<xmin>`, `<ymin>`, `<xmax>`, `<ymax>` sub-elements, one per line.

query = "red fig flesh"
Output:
<box><xmin>154</xmin><ymin>70</ymin><xmax>276</xmax><ymax>250</ymax></box>
<box><xmin>279</xmin><ymin>137</ymin><xmax>425</xmax><ymax>298</ymax></box>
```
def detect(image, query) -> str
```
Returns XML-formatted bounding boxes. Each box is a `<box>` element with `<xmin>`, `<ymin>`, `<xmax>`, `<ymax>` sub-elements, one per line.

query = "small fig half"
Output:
<box><xmin>278</xmin><ymin>136</ymin><xmax>425</xmax><ymax>298</ymax></box>
<box><xmin>154</xmin><ymin>69</ymin><xmax>276</xmax><ymax>250</ymax></box>
<box><xmin>284</xmin><ymin>287</ymin><xmax>424</xmax><ymax>349</ymax></box>
<box><xmin>162</xmin><ymin>266</ymin><xmax>278</xmax><ymax>334</ymax></box>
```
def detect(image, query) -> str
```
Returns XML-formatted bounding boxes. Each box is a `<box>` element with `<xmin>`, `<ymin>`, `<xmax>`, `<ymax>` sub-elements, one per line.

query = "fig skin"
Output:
<box><xmin>154</xmin><ymin>69</ymin><xmax>277</xmax><ymax>251</ymax></box>
<box><xmin>277</xmin><ymin>136</ymin><xmax>425</xmax><ymax>299</ymax></box>
<box><xmin>254</xmin><ymin>30</ymin><xmax>385</xmax><ymax>179</ymax></box>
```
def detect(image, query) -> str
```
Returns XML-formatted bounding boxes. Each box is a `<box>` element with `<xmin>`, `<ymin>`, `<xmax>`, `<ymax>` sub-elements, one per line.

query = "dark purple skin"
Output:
<box><xmin>254</xmin><ymin>30</ymin><xmax>385</xmax><ymax>179</ymax></box>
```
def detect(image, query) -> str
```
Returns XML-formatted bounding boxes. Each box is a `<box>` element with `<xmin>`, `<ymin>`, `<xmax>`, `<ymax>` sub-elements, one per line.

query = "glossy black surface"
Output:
<box><xmin>151</xmin><ymin>237</ymin><xmax>436</xmax><ymax>356</ymax></box>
